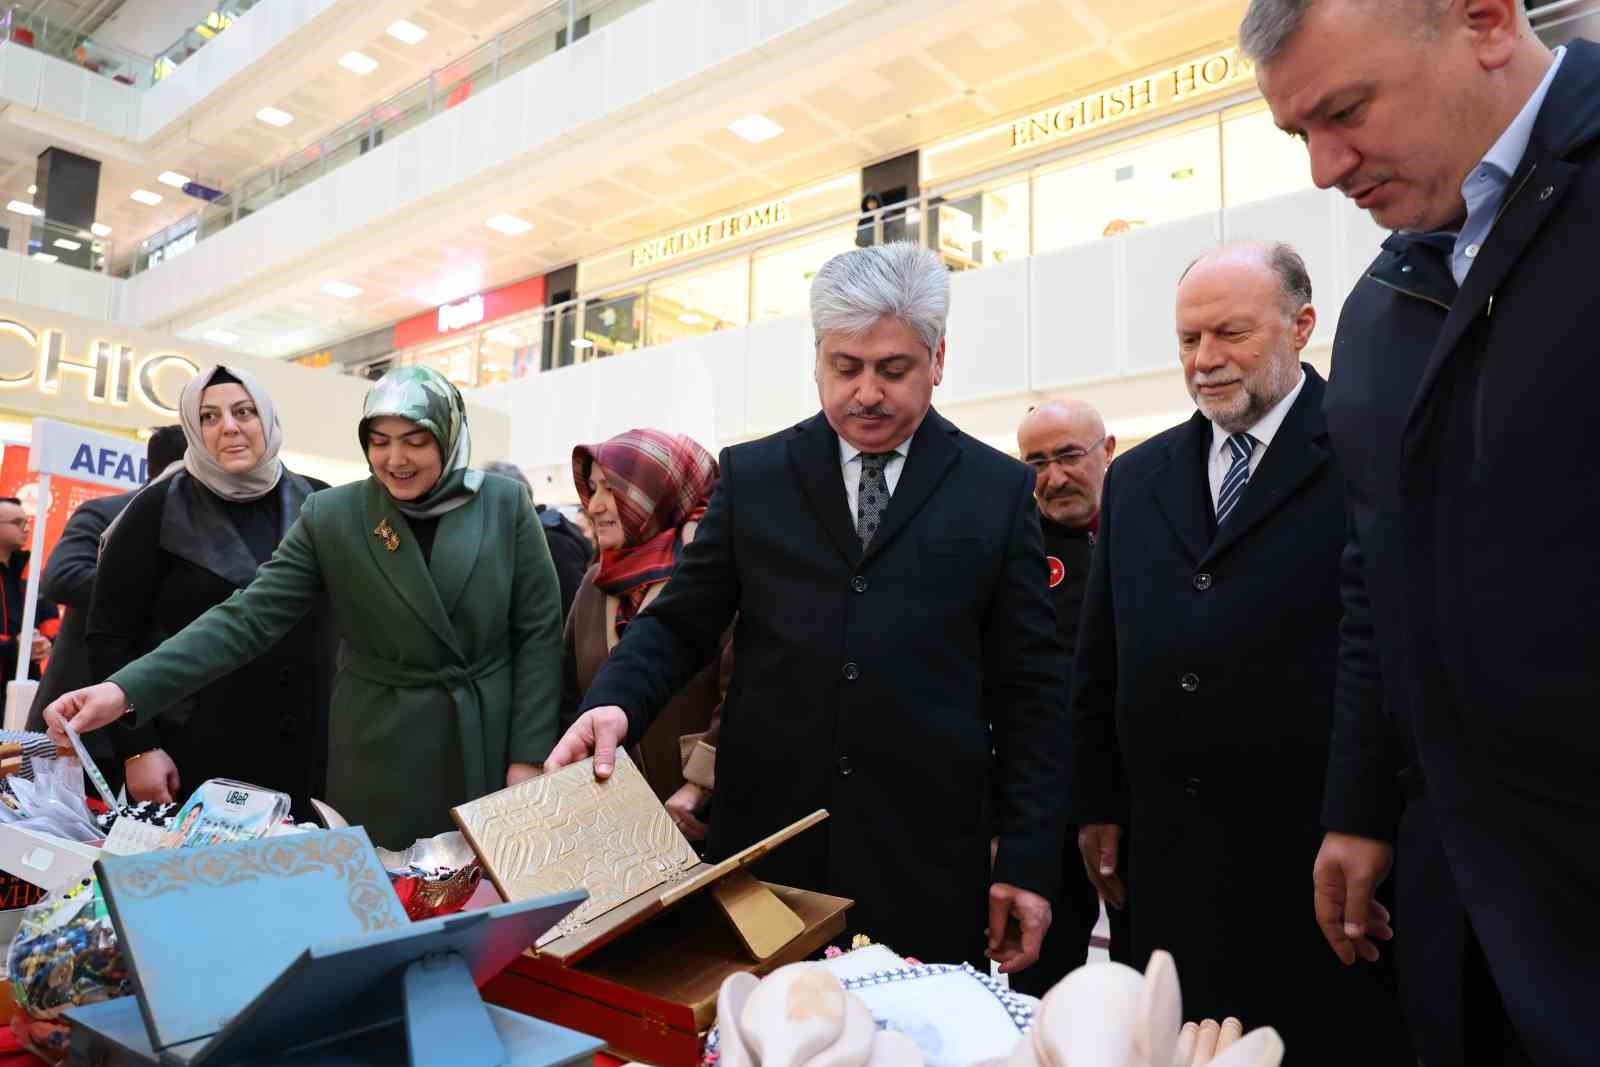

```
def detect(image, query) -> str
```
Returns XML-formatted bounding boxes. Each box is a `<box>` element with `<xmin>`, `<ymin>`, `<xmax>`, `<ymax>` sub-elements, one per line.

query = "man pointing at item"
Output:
<box><xmin>541</xmin><ymin>243</ymin><xmax>1069</xmax><ymax>971</ymax></box>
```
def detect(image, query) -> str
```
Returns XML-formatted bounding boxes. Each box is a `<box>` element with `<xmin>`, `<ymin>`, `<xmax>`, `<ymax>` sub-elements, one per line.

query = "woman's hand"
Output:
<box><xmin>43</xmin><ymin>682</ymin><xmax>130</xmax><ymax>744</ymax></box>
<box><xmin>125</xmin><ymin>749</ymin><xmax>180</xmax><ymax>805</ymax></box>
<box><xmin>506</xmin><ymin>762</ymin><xmax>542</xmax><ymax>787</ymax></box>
<box><xmin>665</xmin><ymin>782</ymin><xmax>711</xmax><ymax>840</ymax></box>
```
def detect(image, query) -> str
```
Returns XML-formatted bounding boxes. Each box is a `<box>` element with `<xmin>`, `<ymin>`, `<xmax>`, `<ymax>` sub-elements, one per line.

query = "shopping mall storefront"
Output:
<box><xmin>369</xmin><ymin>40</ymin><xmax>1313</xmax><ymax>396</ymax></box>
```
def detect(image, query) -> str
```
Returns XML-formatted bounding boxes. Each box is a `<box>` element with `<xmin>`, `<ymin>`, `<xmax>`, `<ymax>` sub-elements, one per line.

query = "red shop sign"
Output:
<box><xmin>393</xmin><ymin>275</ymin><xmax>547</xmax><ymax>350</ymax></box>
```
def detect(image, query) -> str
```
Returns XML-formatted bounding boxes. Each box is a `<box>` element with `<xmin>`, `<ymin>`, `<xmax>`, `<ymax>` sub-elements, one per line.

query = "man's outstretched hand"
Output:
<box><xmin>543</xmin><ymin>706</ymin><xmax>630</xmax><ymax>778</ymax></box>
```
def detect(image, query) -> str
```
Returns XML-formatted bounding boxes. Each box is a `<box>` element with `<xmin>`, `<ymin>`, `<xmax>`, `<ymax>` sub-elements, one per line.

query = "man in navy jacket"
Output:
<box><xmin>1250</xmin><ymin>0</ymin><xmax>1600</xmax><ymax>1061</ymax></box>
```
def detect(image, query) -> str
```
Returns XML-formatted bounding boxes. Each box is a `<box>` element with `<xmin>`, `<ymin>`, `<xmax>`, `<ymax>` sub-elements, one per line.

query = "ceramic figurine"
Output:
<box><xmin>715</xmin><ymin>963</ymin><xmax>925</xmax><ymax>1066</ymax></box>
<box><xmin>1000</xmin><ymin>951</ymin><xmax>1283</xmax><ymax>1067</ymax></box>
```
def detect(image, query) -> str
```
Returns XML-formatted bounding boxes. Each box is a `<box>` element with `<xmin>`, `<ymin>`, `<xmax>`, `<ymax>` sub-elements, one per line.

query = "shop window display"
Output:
<box><xmin>476</xmin><ymin>313</ymin><xmax>545</xmax><ymax>385</ymax></box>
<box><xmin>927</xmin><ymin>179</ymin><xmax>1029</xmax><ymax>272</ymax></box>
<box><xmin>750</xmin><ymin>226</ymin><xmax>857</xmax><ymax>322</ymax></box>
<box><xmin>1032</xmin><ymin>121</ymin><xmax>1222</xmax><ymax>253</ymax></box>
<box><xmin>406</xmin><ymin>336</ymin><xmax>479</xmax><ymax>388</ymax></box>
<box><xmin>581</xmin><ymin>290</ymin><xmax>644</xmax><ymax>357</ymax></box>
<box><xmin>646</xmin><ymin>258</ymin><xmax>750</xmax><ymax>347</ymax></box>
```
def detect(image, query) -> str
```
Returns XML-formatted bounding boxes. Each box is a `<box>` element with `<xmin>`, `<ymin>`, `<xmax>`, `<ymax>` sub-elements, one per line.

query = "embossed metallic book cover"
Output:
<box><xmin>452</xmin><ymin>751</ymin><xmax>699</xmax><ymax>948</ymax></box>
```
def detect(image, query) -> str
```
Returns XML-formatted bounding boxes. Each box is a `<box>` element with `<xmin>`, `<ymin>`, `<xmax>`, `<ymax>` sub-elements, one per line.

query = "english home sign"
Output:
<box><xmin>0</xmin><ymin>317</ymin><xmax>200</xmax><ymax>416</ymax></box>
<box><xmin>1010</xmin><ymin>47</ymin><xmax>1255</xmax><ymax>150</ymax></box>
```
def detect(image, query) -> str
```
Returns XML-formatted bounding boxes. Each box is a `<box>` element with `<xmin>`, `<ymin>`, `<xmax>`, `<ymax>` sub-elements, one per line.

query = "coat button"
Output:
<box><xmin>1192</xmin><ymin>573</ymin><xmax>1212</xmax><ymax>591</ymax></box>
<box><xmin>1180</xmin><ymin>672</ymin><xmax>1199</xmax><ymax>693</ymax></box>
<box><xmin>1184</xmin><ymin>777</ymin><xmax>1201</xmax><ymax>797</ymax></box>
<box><xmin>842</xmin><ymin>662</ymin><xmax>861</xmax><ymax>682</ymax></box>
<box><xmin>851</xmin><ymin>575</ymin><xmax>869</xmax><ymax>594</ymax></box>
<box><xmin>837</xmin><ymin>756</ymin><xmax>853</xmax><ymax>777</ymax></box>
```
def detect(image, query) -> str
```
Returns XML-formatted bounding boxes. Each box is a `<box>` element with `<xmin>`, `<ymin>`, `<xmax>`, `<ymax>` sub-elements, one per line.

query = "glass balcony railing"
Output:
<box><xmin>128</xmin><ymin>0</ymin><xmax>650</xmax><ymax>275</ymax></box>
<box><xmin>1</xmin><ymin>201</ymin><xmax>117</xmax><ymax>272</ymax></box>
<box><xmin>0</xmin><ymin>5</ymin><xmax>153</xmax><ymax>87</ymax></box>
<box><xmin>0</xmin><ymin>1</ymin><xmax>262</xmax><ymax>89</ymax></box>
<box><xmin>152</xmin><ymin>0</ymin><xmax>264</xmax><ymax>83</ymax></box>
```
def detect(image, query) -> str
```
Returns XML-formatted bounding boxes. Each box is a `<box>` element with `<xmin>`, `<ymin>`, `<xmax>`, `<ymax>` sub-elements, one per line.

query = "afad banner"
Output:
<box><xmin>0</xmin><ymin>424</ymin><xmax>145</xmax><ymax>574</ymax></box>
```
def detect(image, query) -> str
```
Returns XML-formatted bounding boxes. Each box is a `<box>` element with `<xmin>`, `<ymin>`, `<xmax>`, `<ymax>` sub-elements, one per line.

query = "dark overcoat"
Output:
<box><xmin>581</xmin><ymin>409</ymin><xmax>1068</xmax><ymax>965</ymax></box>
<box><xmin>1323</xmin><ymin>40</ymin><xmax>1600</xmax><ymax>1067</ymax></box>
<box><xmin>1071</xmin><ymin>368</ymin><xmax>1409</xmax><ymax>1058</ymax></box>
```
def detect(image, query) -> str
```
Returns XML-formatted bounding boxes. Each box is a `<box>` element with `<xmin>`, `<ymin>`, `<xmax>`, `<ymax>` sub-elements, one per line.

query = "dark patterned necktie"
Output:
<box><xmin>856</xmin><ymin>452</ymin><xmax>892</xmax><ymax>547</ymax></box>
<box><xmin>1215</xmin><ymin>432</ymin><xmax>1256</xmax><ymax>526</ymax></box>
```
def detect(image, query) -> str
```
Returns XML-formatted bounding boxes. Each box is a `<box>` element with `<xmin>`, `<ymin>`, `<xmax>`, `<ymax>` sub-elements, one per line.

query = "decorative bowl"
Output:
<box><xmin>375</xmin><ymin>831</ymin><xmax>483</xmax><ymax>921</ymax></box>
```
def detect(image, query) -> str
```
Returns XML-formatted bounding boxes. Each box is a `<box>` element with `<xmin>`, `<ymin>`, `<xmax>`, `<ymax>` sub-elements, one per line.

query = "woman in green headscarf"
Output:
<box><xmin>44</xmin><ymin>367</ymin><xmax>564</xmax><ymax>848</ymax></box>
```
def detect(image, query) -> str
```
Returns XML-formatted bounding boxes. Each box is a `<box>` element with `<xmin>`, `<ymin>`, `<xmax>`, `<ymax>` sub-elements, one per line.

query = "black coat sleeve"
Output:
<box><xmin>580</xmin><ymin>450</ymin><xmax>742</xmax><ymax>745</ymax></box>
<box><xmin>1321</xmin><ymin>511</ymin><xmax>1406</xmax><ymax>840</ymax></box>
<box><xmin>85</xmin><ymin>486</ymin><xmax>170</xmax><ymax>762</ymax></box>
<box><xmin>986</xmin><ymin>468</ymin><xmax>1071</xmax><ymax>901</ymax></box>
<box><xmin>40</xmin><ymin>498</ymin><xmax>116</xmax><ymax>611</ymax></box>
<box><xmin>1069</xmin><ymin>461</ymin><xmax>1125</xmax><ymax>827</ymax></box>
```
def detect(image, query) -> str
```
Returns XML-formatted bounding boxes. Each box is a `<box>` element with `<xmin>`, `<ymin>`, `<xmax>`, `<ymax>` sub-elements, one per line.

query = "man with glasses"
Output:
<box><xmin>0</xmin><ymin>497</ymin><xmax>57</xmax><ymax>687</ymax></box>
<box><xmin>1010</xmin><ymin>399</ymin><xmax>1127</xmax><ymax>995</ymax></box>
<box><xmin>1069</xmin><ymin>243</ymin><xmax>1408</xmax><ymax>1057</ymax></box>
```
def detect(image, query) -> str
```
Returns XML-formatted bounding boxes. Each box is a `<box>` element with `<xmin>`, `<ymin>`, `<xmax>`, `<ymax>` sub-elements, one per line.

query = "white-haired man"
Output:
<box><xmin>1247</xmin><ymin>1</ymin><xmax>1600</xmax><ymax>1061</ymax></box>
<box><xmin>548</xmin><ymin>243</ymin><xmax>1068</xmax><ymax>971</ymax></box>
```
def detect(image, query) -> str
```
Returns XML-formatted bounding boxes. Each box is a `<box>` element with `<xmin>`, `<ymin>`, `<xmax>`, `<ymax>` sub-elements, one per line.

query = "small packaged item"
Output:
<box><xmin>5</xmin><ymin>877</ymin><xmax>131</xmax><ymax>1064</ymax></box>
<box><xmin>159</xmin><ymin>779</ymin><xmax>292</xmax><ymax>849</ymax></box>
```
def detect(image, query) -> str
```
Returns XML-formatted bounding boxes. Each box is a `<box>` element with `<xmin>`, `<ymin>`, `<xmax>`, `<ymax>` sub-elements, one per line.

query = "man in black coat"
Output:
<box><xmin>1071</xmin><ymin>243</ymin><xmax>1408</xmax><ymax>1058</ymax></box>
<box><xmin>25</xmin><ymin>426</ymin><xmax>185</xmax><ymax>793</ymax></box>
<box><xmin>1251</xmin><ymin>2</ymin><xmax>1600</xmax><ymax>1061</ymax></box>
<box><xmin>1010</xmin><ymin>399</ymin><xmax>1130</xmax><ymax>996</ymax></box>
<box><xmin>0</xmin><ymin>497</ymin><xmax>57</xmax><ymax>686</ymax></box>
<box><xmin>548</xmin><ymin>242</ymin><xmax>1067</xmax><ymax>971</ymax></box>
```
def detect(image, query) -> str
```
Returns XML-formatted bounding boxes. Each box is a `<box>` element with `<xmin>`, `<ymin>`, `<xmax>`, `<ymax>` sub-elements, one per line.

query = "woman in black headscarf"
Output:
<box><xmin>87</xmin><ymin>364</ymin><xmax>335</xmax><ymax>817</ymax></box>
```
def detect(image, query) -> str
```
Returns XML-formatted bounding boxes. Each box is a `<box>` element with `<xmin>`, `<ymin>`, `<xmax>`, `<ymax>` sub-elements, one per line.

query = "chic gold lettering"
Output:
<box><xmin>0</xmin><ymin>320</ymin><xmax>36</xmax><ymax>388</ymax></box>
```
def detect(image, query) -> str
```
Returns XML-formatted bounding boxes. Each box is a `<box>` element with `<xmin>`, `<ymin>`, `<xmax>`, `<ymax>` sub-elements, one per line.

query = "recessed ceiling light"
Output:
<box><xmin>32</xmin><ymin>253</ymin><xmax>58</xmax><ymax>263</ymax></box>
<box><xmin>91</xmin><ymin>223</ymin><xmax>112</xmax><ymax>237</ymax></box>
<box><xmin>338</xmin><ymin>51</ymin><xmax>378</xmax><ymax>75</ymax></box>
<box><xmin>256</xmin><ymin>106</ymin><xmax>294</xmax><ymax>127</ymax></box>
<box><xmin>157</xmin><ymin>171</ymin><xmax>190</xmax><ymax>188</ymax></box>
<box><xmin>130</xmin><ymin>189</ymin><xmax>163</xmax><ymax>205</ymax></box>
<box><xmin>5</xmin><ymin>200</ymin><xmax>43</xmax><ymax>217</ymax></box>
<box><xmin>727</xmin><ymin>113</ymin><xmax>784</xmax><ymax>144</ymax></box>
<box><xmin>485</xmin><ymin>213</ymin><xmax>533</xmax><ymax>236</ymax></box>
<box><xmin>322</xmin><ymin>281</ymin><xmax>363</xmax><ymax>299</ymax></box>
<box><xmin>571</xmin><ymin>338</ymin><xmax>594</xmax><ymax>349</ymax></box>
<box><xmin>52</xmin><ymin>238</ymin><xmax>82</xmax><ymax>251</ymax></box>
<box><xmin>386</xmin><ymin>19</ymin><xmax>428</xmax><ymax>44</ymax></box>
<box><xmin>678</xmin><ymin>313</ymin><xmax>704</xmax><ymax>325</ymax></box>
<box><xmin>205</xmin><ymin>329</ymin><xmax>239</xmax><ymax>344</ymax></box>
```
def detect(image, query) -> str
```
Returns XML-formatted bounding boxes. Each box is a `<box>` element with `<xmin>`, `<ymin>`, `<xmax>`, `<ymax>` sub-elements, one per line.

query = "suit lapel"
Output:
<box><xmin>362</xmin><ymin>479</ymin><xmax>461</xmax><ymax>656</ymax></box>
<box><xmin>787</xmin><ymin>414</ymin><xmax>861</xmax><ymax>566</ymax></box>
<box><xmin>1152</xmin><ymin>413</ymin><xmax>1215</xmax><ymax>565</ymax></box>
<box><xmin>1405</xmin><ymin>155</ymin><xmax>1578</xmax><ymax>434</ymax></box>
<box><xmin>1204</xmin><ymin>369</ymin><xmax>1331</xmax><ymax>565</ymax></box>
<box><xmin>159</xmin><ymin>475</ymin><xmax>258</xmax><ymax>589</ymax></box>
<box><xmin>864</xmin><ymin>410</ymin><xmax>960</xmax><ymax>563</ymax></box>
<box><xmin>428</xmin><ymin>488</ymin><xmax>485</xmax><ymax>620</ymax></box>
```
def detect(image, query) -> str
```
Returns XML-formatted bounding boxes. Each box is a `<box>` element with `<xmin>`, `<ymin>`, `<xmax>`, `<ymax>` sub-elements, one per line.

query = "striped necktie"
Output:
<box><xmin>1215</xmin><ymin>432</ymin><xmax>1256</xmax><ymax>526</ymax></box>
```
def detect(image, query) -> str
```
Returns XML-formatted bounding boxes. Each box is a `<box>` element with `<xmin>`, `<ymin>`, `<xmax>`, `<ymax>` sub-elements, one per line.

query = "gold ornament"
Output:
<box><xmin>374</xmin><ymin>517</ymin><xmax>400</xmax><ymax>552</ymax></box>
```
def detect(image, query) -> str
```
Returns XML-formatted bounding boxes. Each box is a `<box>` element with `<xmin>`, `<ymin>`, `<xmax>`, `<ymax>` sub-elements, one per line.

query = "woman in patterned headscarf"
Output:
<box><xmin>43</xmin><ymin>366</ymin><xmax>564</xmax><ymax>849</ymax></box>
<box><xmin>562</xmin><ymin>429</ymin><xmax>731</xmax><ymax>836</ymax></box>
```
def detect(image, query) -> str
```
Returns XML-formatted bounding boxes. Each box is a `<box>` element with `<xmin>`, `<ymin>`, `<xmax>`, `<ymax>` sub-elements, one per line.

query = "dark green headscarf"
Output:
<box><xmin>358</xmin><ymin>366</ymin><xmax>484</xmax><ymax>519</ymax></box>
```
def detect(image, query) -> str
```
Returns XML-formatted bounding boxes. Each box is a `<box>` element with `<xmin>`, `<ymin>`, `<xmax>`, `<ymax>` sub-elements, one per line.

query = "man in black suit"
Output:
<box><xmin>26</xmin><ymin>426</ymin><xmax>185</xmax><ymax>792</ymax></box>
<box><xmin>1009</xmin><ymin>399</ymin><xmax>1130</xmax><ymax>994</ymax></box>
<box><xmin>548</xmin><ymin>242</ymin><xmax>1067</xmax><ymax>971</ymax></box>
<box><xmin>1249</xmin><ymin>2</ymin><xmax>1600</xmax><ymax>1061</ymax></box>
<box><xmin>1071</xmin><ymin>243</ymin><xmax>1408</xmax><ymax>1057</ymax></box>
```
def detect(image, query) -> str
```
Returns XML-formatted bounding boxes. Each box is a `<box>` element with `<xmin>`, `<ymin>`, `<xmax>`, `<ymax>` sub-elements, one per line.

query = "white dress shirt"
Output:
<box><xmin>1207</xmin><ymin>369</ymin><xmax>1306</xmax><ymax>511</ymax></box>
<box><xmin>840</xmin><ymin>433</ymin><xmax>912</xmax><ymax>519</ymax></box>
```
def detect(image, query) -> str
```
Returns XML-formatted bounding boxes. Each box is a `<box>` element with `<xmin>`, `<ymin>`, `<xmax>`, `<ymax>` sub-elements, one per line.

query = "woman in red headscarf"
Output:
<box><xmin>562</xmin><ymin>429</ymin><xmax>730</xmax><ymax>838</ymax></box>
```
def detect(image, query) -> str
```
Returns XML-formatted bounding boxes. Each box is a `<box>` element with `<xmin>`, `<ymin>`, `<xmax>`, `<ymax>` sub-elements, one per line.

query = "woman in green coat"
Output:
<box><xmin>45</xmin><ymin>366</ymin><xmax>563</xmax><ymax>848</ymax></box>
